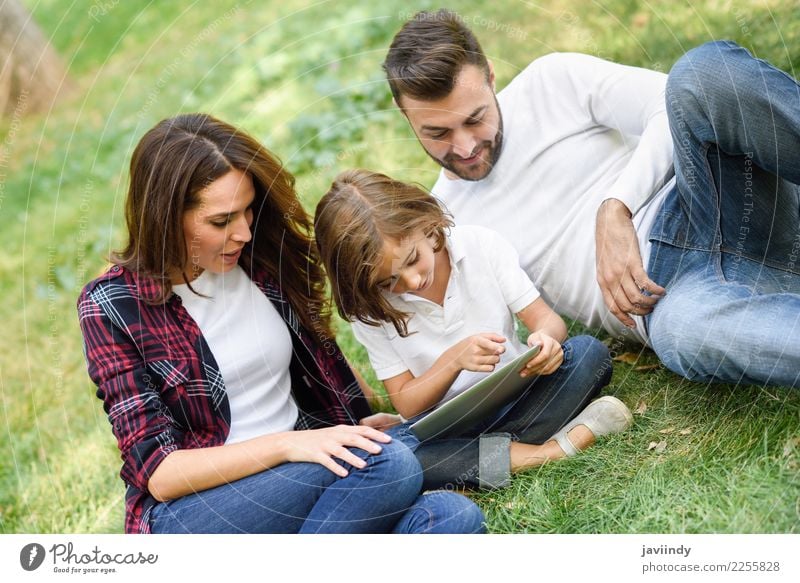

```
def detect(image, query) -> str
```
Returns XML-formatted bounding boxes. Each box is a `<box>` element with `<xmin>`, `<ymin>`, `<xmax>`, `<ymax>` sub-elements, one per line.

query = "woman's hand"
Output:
<box><xmin>521</xmin><ymin>332</ymin><xmax>563</xmax><ymax>376</ymax></box>
<box><xmin>360</xmin><ymin>412</ymin><xmax>403</xmax><ymax>431</ymax></box>
<box><xmin>450</xmin><ymin>333</ymin><xmax>507</xmax><ymax>372</ymax></box>
<box><xmin>281</xmin><ymin>425</ymin><xmax>392</xmax><ymax>477</ymax></box>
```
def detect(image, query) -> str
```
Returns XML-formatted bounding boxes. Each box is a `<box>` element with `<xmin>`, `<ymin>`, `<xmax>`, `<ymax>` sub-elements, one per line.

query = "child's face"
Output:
<box><xmin>375</xmin><ymin>229</ymin><xmax>438</xmax><ymax>295</ymax></box>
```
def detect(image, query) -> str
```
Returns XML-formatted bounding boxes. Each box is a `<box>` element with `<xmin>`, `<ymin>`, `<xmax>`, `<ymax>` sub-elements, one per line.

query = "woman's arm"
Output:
<box><xmin>148</xmin><ymin>425</ymin><xmax>391</xmax><ymax>502</ymax></box>
<box><xmin>382</xmin><ymin>332</ymin><xmax>507</xmax><ymax>419</ymax></box>
<box><xmin>79</xmin><ymin>282</ymin><xmax>391</xmax><ymax>504</ymax></box>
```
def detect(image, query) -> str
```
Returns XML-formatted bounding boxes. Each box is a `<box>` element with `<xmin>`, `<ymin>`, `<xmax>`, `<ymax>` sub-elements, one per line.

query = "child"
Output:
<box><xmin>315</xmin><ymin>169</ymin><xmax>632</xmax><ymax>489</ymax></box>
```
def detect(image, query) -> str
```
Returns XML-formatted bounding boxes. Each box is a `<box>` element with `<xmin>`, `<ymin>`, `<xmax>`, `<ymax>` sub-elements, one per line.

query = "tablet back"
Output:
<box><xmin>409</xmin><ymin>344</ymin><xmax>540</xmax><ymax>441</ymax></box>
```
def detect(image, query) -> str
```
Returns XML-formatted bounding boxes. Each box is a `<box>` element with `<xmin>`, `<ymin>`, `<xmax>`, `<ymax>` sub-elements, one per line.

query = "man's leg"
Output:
<box><xmin>648</xmin><ymin>40</ymin><xmax>800</xmax><ymax>387</ymax></box>
<box><xmin>648</xmin><ymin>243</ymin><xmax>800</xmax><ymax>386</ymax></box>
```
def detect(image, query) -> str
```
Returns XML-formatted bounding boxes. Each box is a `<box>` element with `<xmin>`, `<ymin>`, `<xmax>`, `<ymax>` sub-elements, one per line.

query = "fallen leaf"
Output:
<box><xmin>648</xmin><ymin>440</ymin><xmax>667</xmax><ymax>453</ymax></box>
<box><xmin>635</xmin><ymin>401</ymin><xmax>648</xmax><ymax>415</ymax></box>
<box><xmin>659</xmin><ymin>427</ymin><xmax>675</xmax><ymax>434</ymax></box>
<box><xmin>634</xmin><ymin>364</ymin><xmax>661</xmax><ymax>372</ymax></box>
<box><xmin>647</xmin><ymin>441</ymin><xmax>658</xmax><ymax>451</ymax></box>
<box><xmin>782</xmin><ymin>436</ymin><xmax>800</xmax><ymax>457</ymax></box>
<box><xmin>679</xmin><ymin>428</ymin><xmax>692</xmax><ymax>436</ymax></box>
<box><xmin>613</xmin><ymin>352</ymin><xmax>639</xmax><ymax>364</ymax></box>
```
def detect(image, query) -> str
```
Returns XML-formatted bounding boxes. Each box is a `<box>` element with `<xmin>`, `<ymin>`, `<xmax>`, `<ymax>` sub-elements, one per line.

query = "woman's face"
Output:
<box><xmin>178</xmin><ymin>168</ymin><xmax>255</xmax><ymax>282</ymax></box>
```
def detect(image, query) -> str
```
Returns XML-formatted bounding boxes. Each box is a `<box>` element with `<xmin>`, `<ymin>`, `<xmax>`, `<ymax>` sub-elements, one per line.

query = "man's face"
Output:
<box><xmin>400</xmin><ymin>64</ymin><xmax>503</xmax><ymax>181</ymax></box>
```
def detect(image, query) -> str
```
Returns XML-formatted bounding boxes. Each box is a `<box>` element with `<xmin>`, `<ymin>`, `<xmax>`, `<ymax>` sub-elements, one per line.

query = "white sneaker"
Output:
<box><xmin>549</xmin><ymin>396</ymin><xmax>633</xmax><ymax>456</ymax></box>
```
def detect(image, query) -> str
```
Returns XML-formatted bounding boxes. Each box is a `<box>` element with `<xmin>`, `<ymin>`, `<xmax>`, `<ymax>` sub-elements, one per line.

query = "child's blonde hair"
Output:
<box><xmin>315</xmin><ymin>169</ymin><xmax>453</xmax><ymax>337</ymax></box>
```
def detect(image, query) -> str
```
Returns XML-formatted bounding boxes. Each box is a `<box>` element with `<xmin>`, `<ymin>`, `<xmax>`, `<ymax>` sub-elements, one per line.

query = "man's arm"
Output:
<box><xmin>548</xmin><ymin>53</ymin><xmax>673</xmax><ymax>325</ymax></box>
<box><xmin>595</xmin><ymin>199</ymin><xmax>665</xmax><ymax>328</ymax></box>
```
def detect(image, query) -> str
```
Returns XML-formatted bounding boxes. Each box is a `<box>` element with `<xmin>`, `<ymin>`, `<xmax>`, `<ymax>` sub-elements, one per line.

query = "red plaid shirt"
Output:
<box><xmin>77</xmin><ymin>264</ymin><xmax>371</xmax><ymax>534</ymax></box>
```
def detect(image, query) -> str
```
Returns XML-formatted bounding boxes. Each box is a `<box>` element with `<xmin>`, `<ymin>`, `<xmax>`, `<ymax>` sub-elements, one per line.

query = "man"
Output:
<box><xmin>383</xmin><ymin>9</ymin><xmax>799</xmax><ymax>388</ymax></box>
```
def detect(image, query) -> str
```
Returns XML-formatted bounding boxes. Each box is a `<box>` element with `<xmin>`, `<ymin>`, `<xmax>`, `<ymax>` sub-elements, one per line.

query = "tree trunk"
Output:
<box><xmin>0</xmin><ymin>0</ymin><xmax>66</xmax><ymax>118</ymax></box>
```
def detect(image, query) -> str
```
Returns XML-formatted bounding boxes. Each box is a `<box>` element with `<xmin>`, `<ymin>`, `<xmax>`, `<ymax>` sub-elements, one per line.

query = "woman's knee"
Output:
<box><xmin>394</xmin><ymin>491</ymin><xmax>486</xmax><ymax>534</ymax></box>
<box><xmin>366</xmin><ymin>437</ymin><xmax>423</xmax><ymax>493</ymax></box>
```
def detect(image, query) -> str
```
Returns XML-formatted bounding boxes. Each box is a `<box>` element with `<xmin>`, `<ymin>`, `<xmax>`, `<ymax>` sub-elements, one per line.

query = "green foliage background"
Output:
<box><xmin>1</xmin><ymin>0</ymin><xmax>798</xmax><ymax>533</ymax></box>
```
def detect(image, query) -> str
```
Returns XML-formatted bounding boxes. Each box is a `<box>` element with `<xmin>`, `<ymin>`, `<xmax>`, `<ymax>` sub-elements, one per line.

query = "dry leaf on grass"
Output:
<box><xmin>612</xmin><ymin>352</ymin><xmax>640</xmax><ymax>365</ymax></box>
<box><xmin>634</xmin><ymin>364</ymin><xmax>661</xmax><ymax>372</ymax></box>
<box><xmin>782</xmin><ymin>436</ymin><xmax>800</xmax><ymax>457</ymax></box>
<box><xmin>648</xmin><ymin>440</ymin><xmax>667</xmax><ymax>453</ymax></box>
<box><xmin>679</xmin><ymin>429</ymin><xmax>692</xmax><ymax>436</ymax></box>
<box><xmin>635</xmin><ymin>401</ymin><xmax>647</xmax><ymax>415</ymax></box>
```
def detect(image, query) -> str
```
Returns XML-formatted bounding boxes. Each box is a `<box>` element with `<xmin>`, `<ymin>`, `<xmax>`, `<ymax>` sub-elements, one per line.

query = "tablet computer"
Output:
<box><xmin>409</xmin><ymin>344</ymin><xmax>541</xmax><ymax>441</ymax></box>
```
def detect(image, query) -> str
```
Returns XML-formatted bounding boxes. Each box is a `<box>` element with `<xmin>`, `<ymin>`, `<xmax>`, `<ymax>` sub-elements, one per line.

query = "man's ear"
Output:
<box><xmin>487</xmin><ymin>59</ymin><xmax>496</xmax><ymax>91</ymax></box>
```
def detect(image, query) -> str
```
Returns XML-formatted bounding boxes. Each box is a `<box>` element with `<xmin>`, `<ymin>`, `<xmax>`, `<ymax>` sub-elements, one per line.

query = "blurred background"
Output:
<box><xmin>1</xmin><ymin>0</ymin><xmax>798</xmax><ymax>533</ymax></box>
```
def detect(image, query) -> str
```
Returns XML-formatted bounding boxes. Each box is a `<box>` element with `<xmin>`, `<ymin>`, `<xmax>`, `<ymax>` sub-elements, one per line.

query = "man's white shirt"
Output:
<box><xmin>432</xmin><ymin>52</ymin><xmax>676</xmax><ymax>344</ymax></box>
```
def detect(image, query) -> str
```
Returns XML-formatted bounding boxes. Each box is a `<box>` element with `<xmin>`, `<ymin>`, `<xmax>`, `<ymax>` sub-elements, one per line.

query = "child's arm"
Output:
<box><xmin>383</xmin><ymin>333</ymin><xmax>507</xmax><ymax>419</ymax></box>
<box><xmin>516</xmin><ymin>297</ymin><xmax>568</xmax><ymax>377</ymax></box>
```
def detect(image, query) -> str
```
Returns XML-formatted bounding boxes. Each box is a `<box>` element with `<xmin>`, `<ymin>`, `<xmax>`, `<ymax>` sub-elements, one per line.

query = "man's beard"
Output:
<box><xmin>427</xmin><ymin>102</ymin><xmax>504</xmax><ymax>182</ymax></box>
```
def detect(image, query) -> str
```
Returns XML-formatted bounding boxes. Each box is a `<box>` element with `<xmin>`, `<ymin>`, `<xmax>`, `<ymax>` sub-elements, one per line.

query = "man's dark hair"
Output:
<box><xmin>383</xmin><ymin>9</ymin><xmax>489</xmax><ymax>105</ymax></box>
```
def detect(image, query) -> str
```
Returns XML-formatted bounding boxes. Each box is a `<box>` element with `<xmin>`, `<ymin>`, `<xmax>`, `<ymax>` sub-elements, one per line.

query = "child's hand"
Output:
<box><xmin>521</xmin><ymin>332</ymin><xmax>563</xmax><ymax>376</ymax></box>
<box><xmin>451</xmin><ymin>333</ymin><xmax>506</xmax><ymax>372</ymax></box>
<box><xmin>359</xmin><ymin>412</ymin><xmax>402</xmax><ymax>431</ymax></box>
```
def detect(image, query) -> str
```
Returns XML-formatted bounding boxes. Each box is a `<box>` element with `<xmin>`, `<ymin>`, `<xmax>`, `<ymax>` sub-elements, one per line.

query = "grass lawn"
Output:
<box><xmin>1</xmin><ymin>0</ymin><xmax>798</xmax><ymax>533</ymax></box>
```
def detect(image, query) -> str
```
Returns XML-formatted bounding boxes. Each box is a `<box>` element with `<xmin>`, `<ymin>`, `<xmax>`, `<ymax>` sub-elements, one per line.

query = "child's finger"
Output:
<box><xmin>477</xmin><ymin>336</ymin><xmax>506</xmax><ymax>354</ymax></box>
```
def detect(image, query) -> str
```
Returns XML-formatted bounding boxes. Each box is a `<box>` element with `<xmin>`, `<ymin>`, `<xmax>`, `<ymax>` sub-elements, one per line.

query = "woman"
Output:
<box><xmin>77</xmin><ymin>113</ymin><xmax>484</xmax><ymax>534</ymax></box>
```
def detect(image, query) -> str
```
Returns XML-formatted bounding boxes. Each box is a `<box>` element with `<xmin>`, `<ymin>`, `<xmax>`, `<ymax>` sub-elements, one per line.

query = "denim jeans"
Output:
<box><xmin>149</xmin><ymin>437</ymin><xmax>485</xmax><ymax>533</ymax></box>
<box><xmin>390</xmin><ymin>335</ymin><xmax>612</xmax><ymax>490</ymax></box>
<box><xmin>646</xmin><ymin>41</ymin><xmax>800</xmax><ymax>388</ymax></box>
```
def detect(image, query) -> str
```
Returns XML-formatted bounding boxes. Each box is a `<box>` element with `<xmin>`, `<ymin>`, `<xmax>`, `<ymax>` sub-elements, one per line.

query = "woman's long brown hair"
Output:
<box><xmin>113</xmin><ymin>113</ymin><xmax>332</xmax><ymax>338</ymax></box>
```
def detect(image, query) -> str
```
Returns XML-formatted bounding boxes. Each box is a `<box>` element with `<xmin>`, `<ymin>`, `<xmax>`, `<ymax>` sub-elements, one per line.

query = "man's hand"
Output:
<box><xmin>595</xmin><ymin>199</ymin><xmax>665</xmax><ymax>328</ymax></box>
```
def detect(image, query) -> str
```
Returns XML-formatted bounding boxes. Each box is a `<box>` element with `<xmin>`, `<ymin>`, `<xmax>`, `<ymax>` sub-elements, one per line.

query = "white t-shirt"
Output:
<box><xmin>173</xmin><ymin>265</ymin><xmax>298</xmax><ymax>443</ymax></box>
<box><xmin>352</xmin><ymin>225</ymin><xmax>540</xmax><ymax>405</ymax></box>
<box><xmin>432</xmin><ymin>52</ymin><xmax>675</xmax><ymax>345</ymax></box>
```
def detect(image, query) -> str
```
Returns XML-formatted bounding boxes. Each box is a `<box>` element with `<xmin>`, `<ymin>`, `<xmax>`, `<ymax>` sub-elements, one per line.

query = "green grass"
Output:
<box><xmin>1</xmin><ymin>0</ymin><xmax>798</xmax><ymax>533</ymax></box>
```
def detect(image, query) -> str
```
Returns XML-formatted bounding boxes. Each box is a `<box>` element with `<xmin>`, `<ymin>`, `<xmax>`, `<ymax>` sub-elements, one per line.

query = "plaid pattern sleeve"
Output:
<box><xmin>77</xmin><ymin>275</ymin><xmax>187</xmax><ymax>493</ymax></box>
<box><xmin>78</xmin><ymin>264</ymin><xmax>371</xmax><ymax>533</ymax></box>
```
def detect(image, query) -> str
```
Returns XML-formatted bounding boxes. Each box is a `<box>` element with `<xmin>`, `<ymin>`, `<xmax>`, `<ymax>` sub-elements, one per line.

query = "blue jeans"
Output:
<box><xmin>149</xmin><ymin>437</ymin><xmax>485</xmax><ymax>533</ymax></box>
<box><xmin>390</xmin><ymin>335</ymin><xmax>612</xmax><ymax>490</ymax></box>
<box><xmin>646</xmin><ymin>40</ymin><xmax>800</xmax><ymax>388</ymax></box>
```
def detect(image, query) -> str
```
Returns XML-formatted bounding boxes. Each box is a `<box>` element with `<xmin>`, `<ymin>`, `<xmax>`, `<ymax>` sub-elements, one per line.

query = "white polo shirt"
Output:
<box><xmin>351</xmin><ymin>225</ymin><xmax>540</xmax><ymax>404</ymax></box>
